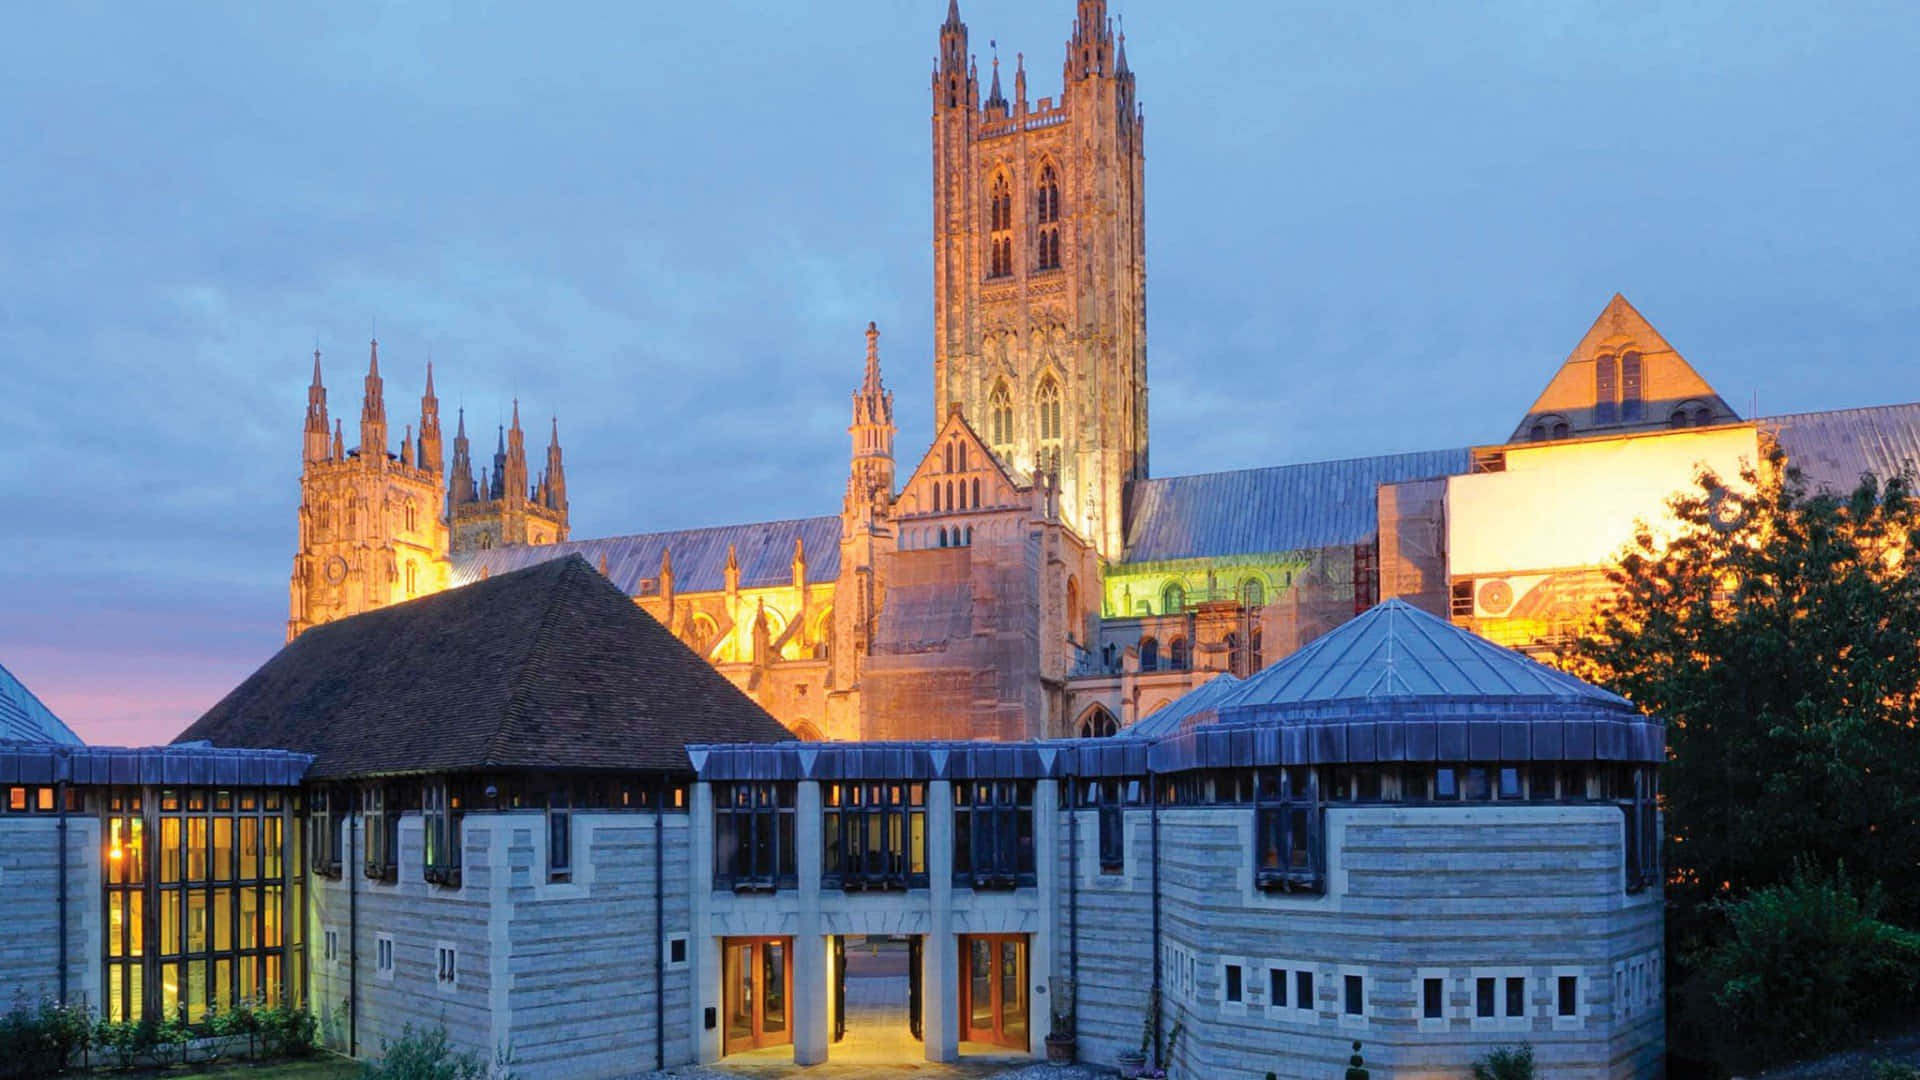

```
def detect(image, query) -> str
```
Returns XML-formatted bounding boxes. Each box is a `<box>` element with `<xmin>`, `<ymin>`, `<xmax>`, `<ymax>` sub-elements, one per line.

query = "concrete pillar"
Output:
<box><xmin>793</xmin><ymin>781</ymin><xmax>828</xmax><ymax>1065</ymax></box>
<box><xmin>690</xmin><ymin>782</ymin><xmax>721</xmax><ymax>1064</ymax></box>
<box><xmin>924</xmin><ymin>779</ymin><xmax>959</xmax><ymax>1063</ymax></box>
<box><xmin>1030</xmin><ymin>778</ymin><xmax>1059</xmax><ymax>1056</ymax></box>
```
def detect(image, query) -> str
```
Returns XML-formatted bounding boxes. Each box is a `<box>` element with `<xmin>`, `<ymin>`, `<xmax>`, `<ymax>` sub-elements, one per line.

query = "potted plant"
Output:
<box><xmin>1346</xmin><ymin>1040</ymin><xmax>1370</xmax><ymax>1080</ymax></box>
<box><xmin>1044</xmin><ymin>976</ymin><xmax>1077</xmax><ymax>1065</ymax></box>
<box><xmin>1116</xmin><ymin>986</ymin><xmax>1155</xmax><ymax>1077</ymax></box>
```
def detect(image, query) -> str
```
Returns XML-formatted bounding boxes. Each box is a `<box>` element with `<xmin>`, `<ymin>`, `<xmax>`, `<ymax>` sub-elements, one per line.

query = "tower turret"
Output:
<box><xmin>418</xmin><ymin>361</ymin><xmax>443</xmax><ymax>474</ymax></box>
<box><xmin>490</xmin><ymin>425</ymin><xmax>507</xmax><ymax>500</ymax></box>
<box><xmin>540</xmin><ymin>416</ymin><xmax>568</xmax><ymax>514</ymax></box>
<box><xmin>504</xmin><ymin>400</ymin><xmax>530</xmax><ymax>505</ymax></box>
<box><xmin>359</xmin><ymin>338</ymin><xmax>387</xmax><ymax>461</ymax></box>
<box><xmin>847</xmin><ymin>321</ymin><xmax>897</xmax><ymax>514</ymax></box>
<box><xmin>449</xmin><ymin>408</ymin><xmax>476</xmax><ymax>506</ymax></box>
<box><xmin>304</xmin><ymin>348</ymin><xmax>331</xmax><ymax>464</ymax></box>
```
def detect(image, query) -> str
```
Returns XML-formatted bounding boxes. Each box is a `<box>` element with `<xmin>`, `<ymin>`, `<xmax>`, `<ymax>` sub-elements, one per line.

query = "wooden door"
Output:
<box><xmin>722</xmin><ymin>936</ymin><xmax>793</xmax><ymax>1055</ymax></box>
<box><xmin>958</xmin><ymin>934</ymin><xmax>1028</xmax><ymax>1049</ymax></box>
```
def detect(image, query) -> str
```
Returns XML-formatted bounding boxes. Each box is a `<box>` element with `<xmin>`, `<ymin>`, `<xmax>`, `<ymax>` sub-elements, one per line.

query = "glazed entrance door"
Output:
<box><xmin>722</xmin><ymin>937</ymin><xmax>792</xmax><ymax>1055</ymax></box>
<box><xmin>958</xmin><ymin>934</ymin><xmax>1028</xmax><ymax>1049</ymax></box>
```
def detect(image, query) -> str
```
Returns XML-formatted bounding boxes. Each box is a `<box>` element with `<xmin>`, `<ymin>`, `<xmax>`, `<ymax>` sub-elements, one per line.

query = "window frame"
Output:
<box><xmin>712</xmin><ymin>781</ymin><xmax>797</xmax><ymax>893</ymax></box>
<box><xmin>1253</xmin><ymin>767</ymin><xmax>1325</xmax><ymax>895</ymax></box>
<box><xmin>952</xmin><ymin>780</ymin><xmax>1035</xmax><ymax>889</ymax></box>
<box><xmin>822</xmin><ymin>780</ymin><xmax>927</xmax><ymax>892</ymax></box>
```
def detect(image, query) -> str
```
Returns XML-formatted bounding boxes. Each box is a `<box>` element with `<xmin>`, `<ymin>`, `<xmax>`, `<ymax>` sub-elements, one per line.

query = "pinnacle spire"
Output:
<box><xmin>863</xmin><ymin>321</ymin><xmax>884</xmax><ymax>398</ymax></box>
<box><xmin>986</xmin><ymin>49</ymin><xmax>1005</xmax><ymax>110</ymax></box>
<box><xmin>945</xmin><ymin>0</ymin><xmax>962</xmax><ymax>28</ymax></box>
<box><xmin>456</xmin><ymin>406</ymin><xmax>467</xmax><ymax>440</ymax></box>
<box><xmin>311</xmin><ymin>347</ymin><xmax>323</xmax><ymax>387</ymax></box>
<box><xmin>424</xmin><ymin>359</ymin><xmax>435</xmax><ymax>398</ymax></box>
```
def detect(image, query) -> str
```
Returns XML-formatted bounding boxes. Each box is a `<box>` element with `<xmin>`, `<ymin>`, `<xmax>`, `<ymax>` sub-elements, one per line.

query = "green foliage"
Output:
<box><xmin>1872</xmin><ymin>1062</ymin><xmax>1920</xmax><ymax>1080</ymax></box>
<box><xmin>361</xmin><ymin>1023</ymin><xmax>512</xmax><ymax>1080</ymax></box>
<box><xmin>0</xmin><ymin>993</ymin><xmax>95</xmax><ymax>1077</ymax></box>
<box><xmin>1565</xmin><ymin>456</ymin><xmax>1920</xmax><ymax>922</ymax></box>
<box><xmin>1691</xmin><ymin>864</ymin><xmax>1920</xmax><ymax>1071</ymax></box>
<box><xmin>1470</xmin><ymin>1043</ymin><xmax>1537</xmax><ymax>1080</ymax></box>
<box><xmin>257</xmin><ymin>1001</ymin><xmax>319</xmax><ymax>1058</ymax></box>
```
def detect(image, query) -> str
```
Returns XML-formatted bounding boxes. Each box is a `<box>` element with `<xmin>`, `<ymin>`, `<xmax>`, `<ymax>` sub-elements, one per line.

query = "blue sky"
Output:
<box><xmin>3</xmin><ymin>1</ymin><xmax>1917</xmax><ymax>744</ymax></box>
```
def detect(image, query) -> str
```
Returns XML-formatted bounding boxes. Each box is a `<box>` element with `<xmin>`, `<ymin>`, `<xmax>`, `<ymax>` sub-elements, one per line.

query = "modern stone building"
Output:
<box><xmin>2</xmin><ymin>565</ymin><xmax>1667</xmax><ymax>1078</ymax></box>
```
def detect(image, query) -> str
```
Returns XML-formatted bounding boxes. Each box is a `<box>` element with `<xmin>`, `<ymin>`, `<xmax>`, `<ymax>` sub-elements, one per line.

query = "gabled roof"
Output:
<box><xmin>1214</xmin><ymin>598</ymin><xmax>1633</xmax><ymax>722</ymax></box>
<box><xmin>180</xmin><ymin>554</ymin><xmax>793</xmax><ymax>778</ymax></box>
<box><xmin>1121</xmin><ymin>449</ymin><xmax>1471</xmax><ymax>563</ymax></box>
<box><xmin>0</xmin><ymin>661</ymin><xmax>81</xmax><ymax>745</ymax></box>
<box><xmin>449</xmin><ymin>516</ymin><xmax>842</xmax><ymax>595</ymax></box>
<box><xmin>1764</xmin><ymin>401</ymin><xmax>1920</xmax><ymax>495</ymax></box>
<box><xmin>1509</xmin><ymin>293</ymin><xmax>1739</xmax><ymax>442</ymax></box>
<box><xmin>899</xmin><ymin>407</ymin><xmax>1023</xmax><ymax>498</ymax></box>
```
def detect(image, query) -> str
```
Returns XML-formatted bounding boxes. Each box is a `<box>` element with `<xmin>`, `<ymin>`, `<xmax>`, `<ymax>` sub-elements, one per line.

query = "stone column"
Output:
<box><xmin>924</xmin><ymin>779</ymin><xmax>959</xmax><ymax>1063</ymax></box>
<box><xmin>1030</xmin><ymin>778</ymin><xmax>1060</xmax><ymax>1057</ymax></box>
<box><xmin>690</xmin><ymin>782</ymin><xmax>721</xmax><ymax>1064</ymax></box>
<box><xmin>793</xmin><ymin>780</ymin><xmax>828</xmax><ymax>1065</ymax></box>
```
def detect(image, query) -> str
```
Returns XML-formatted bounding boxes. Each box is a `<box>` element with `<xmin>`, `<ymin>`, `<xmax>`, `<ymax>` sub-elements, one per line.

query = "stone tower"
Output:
<box><xmin>831</xmin><ymin>321</ymin><xmax>897</xmax><ymax>702</ymax></box>
<box><xmin>931</xmin><ymin>0</ymin><xmax>1147</xmax><ymax>558</ymax></box>
<box><xmin>288</xmin><ymin>340</ymin><xmax>451</xmax><ymax>640</ymax></box>
<box><xmin>447</xmin><ymin>401</ymin><xmax>571</xmax><ymax>552</ymax></box>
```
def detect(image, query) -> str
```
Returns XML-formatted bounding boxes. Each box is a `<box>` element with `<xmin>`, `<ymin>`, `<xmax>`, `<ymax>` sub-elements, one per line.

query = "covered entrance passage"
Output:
<box><xmin>722</xmin><ymin>936</ymin><xmax>792</xmax><ymax>1055</ymax></box>
<box><xmin>959</xmin><ymin>934</ymin><xmax>1029</xmax><ymax>1050</ymax></box>
<box><xmin>828</xmin><ymin>934</ymin><xmax>923</xmax><ymax>1060</ymax></box>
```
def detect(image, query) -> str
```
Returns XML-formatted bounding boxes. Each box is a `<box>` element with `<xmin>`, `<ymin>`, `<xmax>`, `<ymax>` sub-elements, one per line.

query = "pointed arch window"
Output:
<box><xmin>1594</xmin><ymin>355</ymin><xmax>1619</xmax><ymax>424</ymax></box>
<box><xmin>1078</xmin><ymin>707</ymin><xmax>1119</xmax><ymax>739</ymax></box>
<box><xmin>1168</xmin><ymin>636</ymin><xmax>1190</xmax><ymax>671</ymax></box>
<box><xmin>1035</xmin><ymin>376</ymin><xmax>1063</xmax><ymax>477</ymax></box>
<box><xmin>1036</xmin><ymin>163</ymin><xmax>1062</xmax><ymax>271</ymax></box>
<box><xmin>1138</xmin><ymin>637</ymin><xmax>1159</xmax><ymax>672</ymax></box>
<box><xmin>988</xmin><ymin>173</ymin><xmax>1014</xmax><ymax>279</ymax></box>
<box><xmin>1162</xmin><ymin>582</ymin><xmax>1186</xmax><ymax>614</ymax></box>
<box><xmin>988</xmin><ymin>382</ymin><xmax>1014</xmax><ymax>458</ymax></box>
<box><xmin>1241</xmin><ymin>578</ymin><xmax>1265</xmax><ymax>609</ymax></box>
<box><xmin>1621</xmin><ymin>351</ymin><xmax>1644</xmax><ymax>421</ymax></box>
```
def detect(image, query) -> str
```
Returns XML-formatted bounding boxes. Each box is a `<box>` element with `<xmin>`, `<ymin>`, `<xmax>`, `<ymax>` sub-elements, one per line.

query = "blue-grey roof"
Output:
<box><xmin>0</xmin><ymin>662</ymin><xmax>81</xmax><ymax>745</ymax></box>
<box><xmin>0</xmin><ymin>742</ymin><xmax>311</xmax><ymax>787</ymax></box>
<box><xmin>1121</xmin><ymin>448</ymin><xmax>1472</xmax><ymax>563</ymax></box>
<box><xmin>1125</xmin><ymin>673</ymin><xmax>1240</xmax><ymax>738</ymax></box>
<box><xmin>1213</xmin><ymin>598</ymin><xmax>1633</xmax><ymax>721</ymax></box>
<box><xmin>450</xmin><ymin>515</ymin><xmax>842</xmax><ymax>595</ymax></box>
<box><xmin>1764</xmin><ymin>402</ymin><xmax>1920</xmax><ymax>495</ymax></box>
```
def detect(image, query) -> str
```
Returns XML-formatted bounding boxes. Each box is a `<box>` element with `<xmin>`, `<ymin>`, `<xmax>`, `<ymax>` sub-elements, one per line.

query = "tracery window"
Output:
<box><xmin>988</xmin><ymin>173</ymin><xmax>1014</xmax><ymax>279</ymax></box>
<box><xmin>988</xmin><ymin>382</ymin><xmax>1014</xmax><ymax>457</ymax></box>
<box><xmin>1077</xmin><ymin>706</ymin><xmax>1119</xmax><ymax>739</ymax></box>
<box><xmin>1036</xmin><ymin>163</ymin><xmax>1062</xmax><ymax>271</ymax></box>
<box><xmin>823</xmin><ymin>781</ymin><xmax>927</xmax><ymax>891</ymax></box>
<box><xmin>1035</xmin><ymin>376</ymin><xmax>1062</xmax><ymax>477</ymax></box>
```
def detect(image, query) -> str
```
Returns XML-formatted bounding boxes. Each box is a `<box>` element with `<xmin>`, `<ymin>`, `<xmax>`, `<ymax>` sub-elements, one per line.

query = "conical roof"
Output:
<box><xmin>1216</xmin><ymin>598</ymin><xmax>1630</xmax><ymax>721</ymax></box>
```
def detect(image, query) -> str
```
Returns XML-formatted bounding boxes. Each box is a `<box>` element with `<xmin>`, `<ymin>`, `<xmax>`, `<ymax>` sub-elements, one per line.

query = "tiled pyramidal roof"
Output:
<box><xmin>1126</xmin><ymin>673</ymin><xmax>1240</xmax><ymax>738</ymax></box>
<box><xmin>180</xmin><ymin>554</ymin><xmax>793</xmax><ymax>778</ymax></box>
<box><xmin>0</xmin><ymin>661</ymin><xmax>81</xmax><ymax>745</ymax></box>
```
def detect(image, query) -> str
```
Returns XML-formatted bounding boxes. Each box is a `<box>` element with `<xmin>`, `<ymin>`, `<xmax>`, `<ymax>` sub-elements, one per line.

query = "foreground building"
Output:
<box><xmin>2</xmin><ymin>561</ymin><xmax>1666</xmax><ymax>1078</ymax></box>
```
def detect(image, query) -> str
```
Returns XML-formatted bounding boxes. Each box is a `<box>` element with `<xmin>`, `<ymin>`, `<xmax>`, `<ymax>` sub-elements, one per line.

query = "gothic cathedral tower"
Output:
<box><xmin>288</xmin><ymin>342</ymin><xmax>451</xmax><ymax>640</ymax></box>
<box><xmin>932</xmin><ymin>0</ymin><xmax>1147</xmax><ymax>558</ymax></box>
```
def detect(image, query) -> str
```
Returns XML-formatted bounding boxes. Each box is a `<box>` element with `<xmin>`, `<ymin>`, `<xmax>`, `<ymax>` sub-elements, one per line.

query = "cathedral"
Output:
<box><xmin>286</xmin><ymin>0</ymin><xmax>1920</xmax><ymax>741</ymax></box>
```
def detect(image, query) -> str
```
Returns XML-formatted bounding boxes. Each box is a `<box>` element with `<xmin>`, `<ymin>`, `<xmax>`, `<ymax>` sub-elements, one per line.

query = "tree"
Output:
<box><xmin>1564</xmin><ymin>449</ymin><xmax>1920</xmax><ymax>924</ymax></box>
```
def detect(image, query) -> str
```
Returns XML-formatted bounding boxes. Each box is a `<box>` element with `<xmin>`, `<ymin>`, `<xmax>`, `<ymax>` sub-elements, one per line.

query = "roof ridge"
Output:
<box><xmin>1145</xmin><ymin>446</ymin><xmax>1472</xmax><ymax>487</ymax></box>
<box><xmin>484</xmin><ymin>557</ymin><xmax>581</xmax><ymax>767</ymax></box>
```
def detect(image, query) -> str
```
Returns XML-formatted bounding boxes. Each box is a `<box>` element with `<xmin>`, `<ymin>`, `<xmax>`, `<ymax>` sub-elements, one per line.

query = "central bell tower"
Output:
<box><xmin>931</xmin><ymin>0</ymin><xmax>1147</xmax><ymax>559</ymax></box>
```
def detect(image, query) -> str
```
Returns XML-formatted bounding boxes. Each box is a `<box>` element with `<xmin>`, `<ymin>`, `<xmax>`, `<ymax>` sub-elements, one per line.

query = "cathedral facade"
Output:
<box><xmin>287</xmin><ymin>0</ymin><xmax>1920</xmax><ymax>743</ymax></box>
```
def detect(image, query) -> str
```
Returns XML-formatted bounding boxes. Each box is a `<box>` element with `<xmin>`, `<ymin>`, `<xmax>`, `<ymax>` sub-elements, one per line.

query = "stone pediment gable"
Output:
<box><xmin>1510</xmin><ymin>294</ymin><xmax>1739</xmax><ymax>443</ymax></box>
<box><xmin>895</xmin><ymin>409</ymin><xmax>1026</xmax><ymax>518</ymax></box>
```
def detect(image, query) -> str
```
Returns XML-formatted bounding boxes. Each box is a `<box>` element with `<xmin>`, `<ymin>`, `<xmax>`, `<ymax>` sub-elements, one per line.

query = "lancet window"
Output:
<box><xmin>1035</xmin><ymin>376</ymin><xmax>1062</xmax><ymax>477</ymax></box>
<box><xmin>988</xmin><ymin>382</ymin><xmax>1014</xmax><ymax>458</ymax></box>
<box><xmin>988</xmin><ymin>173</ymin><xmax>1014</xmax><ymax>279</ymax></box>
<box><xmin>1036</xmin><ymin>163</ymin><xmax>1062</xmax><ymax>271</ymax></box>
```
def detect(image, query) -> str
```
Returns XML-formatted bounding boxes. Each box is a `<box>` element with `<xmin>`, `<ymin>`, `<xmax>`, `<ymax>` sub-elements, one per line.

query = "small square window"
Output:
<box><xmin>1464</xmin><ymin>767</ymin><xmax>1492</xmax><ymax>800</ymax></box>
<box><xmin>1269</xmin><ymin>967</ymin><xmax>1287</xmax><ymax>1008</ymax></box>
<box><xmin>1435</xmin><ymin>768</ymin><xmax>1458</xmax><ymax>799</ymax></box>
<box><xmin>1497</xmin><ymin>767</ymin><xmax>1523</xmax><ymax>799</ymax></box>
<box><xmin>1225</xmin><ymin>964</ymin><xmax>1242</xmax><ymax>1003</ymax></box>
<box><xmin>1506</xmin><ymin>976</ymin><xmax>1526</xmax><ymax>1017</ymax></box>
<box><xmin>1343</xmin><ymin>974</ymin><xmax>1363</xmax><ymax>1016</ymax></box>
<box><xmin>1558</xmin><ymin>975</ymin><xmax>1578</xmax><ymax>1017</ymax></box>
<box><xmin>1476</xmin><ymin>977</ymin><xmax>1495</xmax><ymax>1018</ymax></box>
<box><xmin>1295</xmin><ymin>970</ymin><xmax>1314</xmax><ymax>1012</ymax></box>
<box><xmin>1423</xmin><ymin>977</ymin><xmax>1444</xmax><ymax>1019</ymax></box>
<box><xmin>670</xmin><ymin>937</ymin><xmax>688</xmax><ymax>966</ymax></box>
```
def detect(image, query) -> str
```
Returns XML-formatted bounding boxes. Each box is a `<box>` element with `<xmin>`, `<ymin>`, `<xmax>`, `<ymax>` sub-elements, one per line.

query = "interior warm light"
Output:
<box><xmin>108</xmin><ymin>847</ymin><xmax>123</xmax><ymax>860</ymax></box>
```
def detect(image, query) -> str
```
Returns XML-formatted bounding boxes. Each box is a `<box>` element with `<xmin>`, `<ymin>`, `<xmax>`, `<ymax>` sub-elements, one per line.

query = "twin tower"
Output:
<box><xmin>287</xmin><ymin>340</ymin><xmax>570</xmax><ymax>640</ymax></box>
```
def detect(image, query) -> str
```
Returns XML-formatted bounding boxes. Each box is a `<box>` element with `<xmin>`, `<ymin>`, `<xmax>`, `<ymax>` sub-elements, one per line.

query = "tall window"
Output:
<box><xmin>953</xmin><ymin>780</ymin><xmax>1034</xmax><ymax>889</ymax></box>
<box><xmin>1066</xmin><ymin>576</ymin><xmax>1082</xmax><ymax>642</ymax></box>
<box><xmin>988</xmin><ymin>382</ymin><xmax>1013</xmax><ymax>458</ymax></box>
<box><xmin>1168</xmin><ymin>636</ymin><xmax>1189</xmax><ymax>670</ymax></box>
<box><xmin>405</xmin><ymin>561</ymin><xmax>418</xmax><ymax>596</ymax></box>
<box><xmin>988</xmin><ymin>173</ymin><xmax>1013</xmax><ymax>278</ymax></box>
<box><xmin>1620</xmin><ymin>351</ymin><xmax>1643</xmax><ymax>421</ymax></box>
<box><xmin>1036</xmin><ymin>163</ymin><xmax>1062</xmax><ymax>271</ymax></box>
<box><xmin>1162</xmin><ymin>582</ymin><xmax>1186</xmax><ymax>614</ymax></box>
<box><xmin>1138</xmin><ymin>637</ymin><xmax>1159</xmax><ymax>672</ymax></box>
<box><xmin>362</xmin><ymin>783</ymin><xmax>400</xmax><ymax>882</ymax></box>
<box><xmin>545</xmin><ymin>786</ymin><xmax>569</xmax><ymax>882</ymax></box>
<box><xmin>1253</xmin><ymin>767</ymin><xmax>1324</xmax><ymax>894</ymax></box>
<box><xmin>1594</xmin><ymin>354</ymin><xmax>1619</xmax><ymax>424</ymax></box>
<box><xmin>307</xmin><ymin>786</ymin><xmax>343</xmax><ymax>879</ymax></box>
<box><xmin>823</xmin><ymin>781</ymin><xmax>926</xmax><ymax>891</ymax></box>
<box><xmin>713</xmin><ymin>782</ymin><xmax>796</xmax><ymax>892</ymax></box>
<box><xmin>1241</xmin><ymin>579</ymin><xmax>1265</xmax><ymax>609</ymax></box>
<box><xmin>1035</xmin><ymin>376</ymin><xmax>1062</xmax><ymax>476</ymax></box>
<box><xmin>1225</xmin><ymin>632</ymin><xmax>1247</xmax><ymax>677</ymax></box>
<box><xmin>423</xmin><ymin>780</ymin><xmax>462</xmax><ymax>887</ymax></box>
<box><xmin>1081</xmin><ymin>778</ymin><xmax>1133</xmax><ymax>872</ymax></box>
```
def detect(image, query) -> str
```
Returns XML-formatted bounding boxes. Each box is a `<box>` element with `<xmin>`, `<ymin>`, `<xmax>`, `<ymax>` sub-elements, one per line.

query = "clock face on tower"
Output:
<box><xmin>325</xmin><ymin>555</ymin><xmax>349</xmax><ymax>585</ymax></box>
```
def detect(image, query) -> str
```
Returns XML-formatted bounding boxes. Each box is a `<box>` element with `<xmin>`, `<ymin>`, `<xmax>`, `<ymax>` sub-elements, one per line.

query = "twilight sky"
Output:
<box><xmin>3</xmin><ymin>1</ymin><xmax>1917</xmax><ymax>746</ymax></box>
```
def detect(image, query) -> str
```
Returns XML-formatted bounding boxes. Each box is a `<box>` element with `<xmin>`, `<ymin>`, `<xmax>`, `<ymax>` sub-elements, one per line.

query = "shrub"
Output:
<box><xmin>0</xmin><ymin>993</ymin><xmax>94</xmax><ymax>1077</ymax></box>
<box><xmin>1471</xmin><ymin>1044</ymin><xmax>1537</xmax><ymax>1080</ymax></box>
<box><xmin>257</xmin><ymin>1002</ymin><xmax>318</xmax><ymax>1058</ymax></box>
<box><xmin>1692</xmin><ymin>864</ymin><xmax>1920</xmax><ymax>1071</ymax></box>
<box><xmin>1872</xmin><ymin>1062</ymin><xmax>1920</xmax><ymax>1080</ymax></box>
<box><xmin>361</xmin><ymin>1023</ymin><xmax>505</xmax><ymax>1080</ymax></box>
